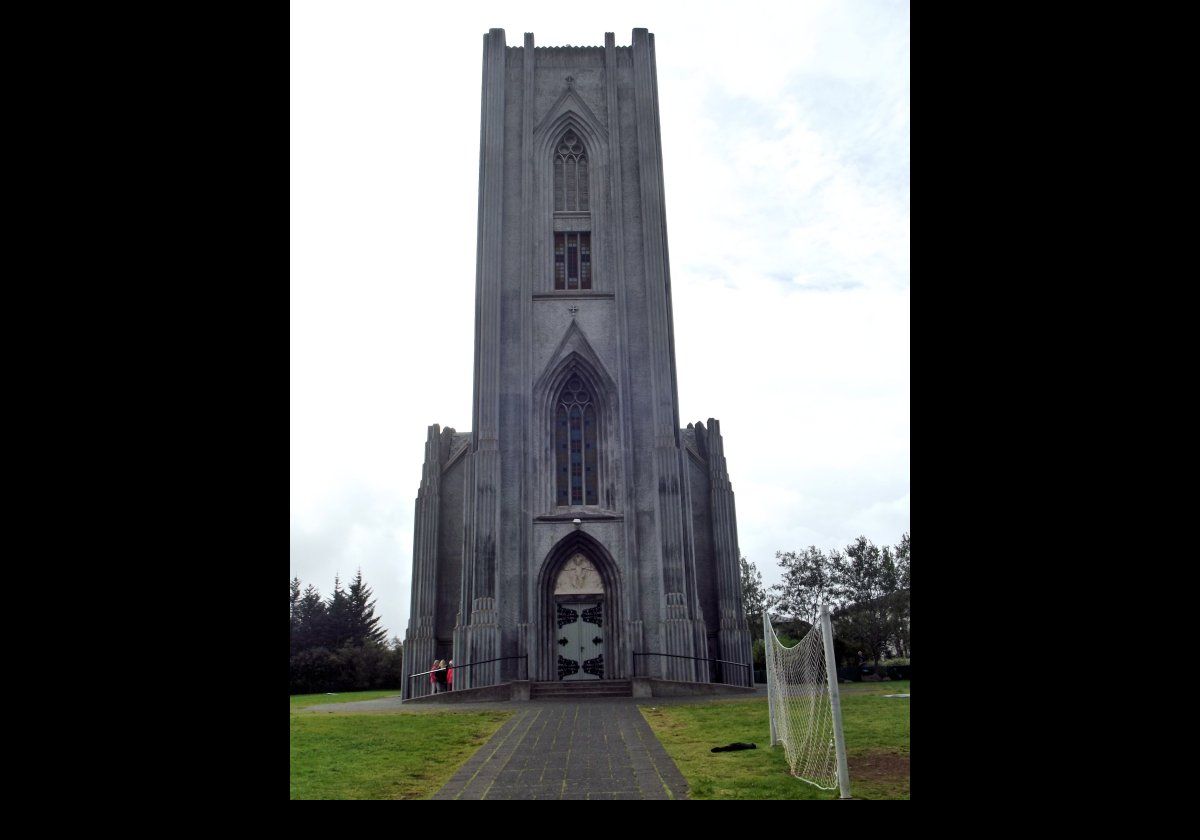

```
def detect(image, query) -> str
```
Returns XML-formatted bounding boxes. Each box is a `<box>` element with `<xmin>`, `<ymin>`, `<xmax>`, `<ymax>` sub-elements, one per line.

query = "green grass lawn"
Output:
<box><xmin>290</xmin><ymin>690</ymin><xmax>403</xmax><ymax>710</ymax></box>
<box><xmin>290</xmin><ymin>691</ymin><xmax>513</xmax><ymax>799</ymax></box>
<box><xmin>641</xmin><ymin>680</ymin><xmax>909</xmax><ymax>800</ymax></box>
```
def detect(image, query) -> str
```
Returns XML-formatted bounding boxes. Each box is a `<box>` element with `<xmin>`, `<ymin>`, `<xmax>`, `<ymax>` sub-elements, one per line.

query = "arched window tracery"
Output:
<box><xmin>552</xmin><ymin>130</ymin><xmax>592</xmax><ymax>291</ymax></box>
<box><xmin>555</xmin><ymin>375</ymin><xmax>599</xmax><ymax>507</ymax></box>
<box><xmin>554</xmin><ymin>131</ymin><xmax>588</xmax><ymax>212</ymax></box>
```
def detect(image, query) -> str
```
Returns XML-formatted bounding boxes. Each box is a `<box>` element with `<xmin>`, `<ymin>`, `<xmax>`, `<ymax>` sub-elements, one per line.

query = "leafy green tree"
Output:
<box><xmin>831</xmin><ymin>537</ymin><xmax>893</xmax><ymax>666</ymax></box>
<box><xmin>892</xmin><ymin>532</ymin><xmax>910</xmax><ymax>657</ymax></box>
<box><xmin>740</xmin><ymin>556</ymin><xmax>770</xmax><ymax>640</ymax></box>
<box><xmin>880</xmin><ymin>546</ymin><xmax>899</xmax><ymax>593</ymax></box>
<box><xmin>771</xmin><ymin>547</ymin><xmax>838</xmax><ymax>626</ymax></box>
<box><xmin>347</xmin><ymin>568</ymin><xmax>388</xmax><ymax>646</ymax></box>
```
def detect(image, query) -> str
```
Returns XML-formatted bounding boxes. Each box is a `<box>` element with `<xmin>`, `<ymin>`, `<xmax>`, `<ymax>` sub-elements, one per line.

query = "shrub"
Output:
<box><xmin>290</xmin><ymin>647</ymin><xmax>341</xmax><ymax>694</ymax></box>
<box><xmin>290</xmin><ymin>643</ymin><xmax>406</xmax><ymax>694</ymax></box>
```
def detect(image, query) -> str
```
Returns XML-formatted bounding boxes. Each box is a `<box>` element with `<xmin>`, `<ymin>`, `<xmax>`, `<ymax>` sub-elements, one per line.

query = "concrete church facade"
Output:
<box><xmin>403</xmin><ymin>28</ymin><xmax>751</xmax><ymax>699</ymax></box>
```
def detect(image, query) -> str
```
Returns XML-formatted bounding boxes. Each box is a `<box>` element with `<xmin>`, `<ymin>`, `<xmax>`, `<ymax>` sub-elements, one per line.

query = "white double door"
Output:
<box><xmin>556</xmin><ymin>600</ymin><xmax>604</xmax><ymax>680</ymax></box>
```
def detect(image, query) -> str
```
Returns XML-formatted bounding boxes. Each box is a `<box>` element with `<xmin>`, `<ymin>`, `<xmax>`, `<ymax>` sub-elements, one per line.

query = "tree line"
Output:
<box><xmin>741</xmin><ymin>532</ymin><xmax>910</xmax><ymax>670</ymax></box>
<box><xmin>289</xmin><ymin>569</ymin><xmax>405</xmax><ymax>694</ymax></box>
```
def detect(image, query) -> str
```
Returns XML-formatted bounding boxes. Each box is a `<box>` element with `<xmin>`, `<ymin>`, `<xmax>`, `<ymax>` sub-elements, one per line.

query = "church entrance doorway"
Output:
<box><xmin>553</xmin><ymin>553</ymin><xmax>605</xmax><ymax>680</ymax></box>
<box><xmin>555</xmin><ymin>599</ymin><xmax>603</xmax><ymax>679</ymax></box>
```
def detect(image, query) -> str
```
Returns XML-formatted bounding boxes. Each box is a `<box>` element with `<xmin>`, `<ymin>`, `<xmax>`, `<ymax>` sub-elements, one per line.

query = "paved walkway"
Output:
<box><xmin>431</xmin><ymin>701</ymin><xmax>689</xmax><ymax>800</ymax></box>
<box><xmin>300</xmin><ymin>689</ymin><xmax>768</xmax><ymax>801</ymax></box>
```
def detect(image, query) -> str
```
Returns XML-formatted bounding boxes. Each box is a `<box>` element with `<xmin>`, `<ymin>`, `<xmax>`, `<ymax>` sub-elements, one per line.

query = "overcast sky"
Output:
<box><xmin>291</xmin><ymin>0</ymin><xmax>909</xmax><ymax>642</ymax></box>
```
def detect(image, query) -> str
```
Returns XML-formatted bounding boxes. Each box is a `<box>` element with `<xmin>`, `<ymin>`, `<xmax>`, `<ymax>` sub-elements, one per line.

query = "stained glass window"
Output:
<box><xmin>553</xmin><ymin>232</ymin><xmax>591</xmax><ymax>291</ymax></box>
<box><xmin>554</xmin><ymin>236</ymin><xmax>566</xmax><ymax>289</ymax></box>
<box><xmin>553</xmin><ymin>131</ymin><xmax>593</xmax><ymax>290</ymax></box>
<box><xmin>556</xmin><ymin>376</ymin><xmax>599</xmax><ymax>506</ymax></box>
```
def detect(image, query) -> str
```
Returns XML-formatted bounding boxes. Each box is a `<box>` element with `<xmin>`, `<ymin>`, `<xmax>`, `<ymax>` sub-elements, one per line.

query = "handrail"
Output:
<box><xmin>633</xmin><ymin>651</ymin><xmax>753</xmax><ymax>686</ymax></box>
<box><xmin>408</xmin><ymin>654</ymin><xmax>528</xmax><ymax>683</ymax></box>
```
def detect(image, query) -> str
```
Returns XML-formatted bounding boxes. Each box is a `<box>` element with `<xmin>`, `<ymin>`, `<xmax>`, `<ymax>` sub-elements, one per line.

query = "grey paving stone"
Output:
<box><xmin>433</xmin><ymin>700</ymin><xmax>689</xmax><ymax>800</ymax></box>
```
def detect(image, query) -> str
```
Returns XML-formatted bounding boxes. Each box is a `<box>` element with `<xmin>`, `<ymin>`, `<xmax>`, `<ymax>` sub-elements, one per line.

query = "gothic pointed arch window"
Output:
<box><xmin>555</xmin><ymin>374</ymin><xmax>599</xmax><ymax>506</ymax></box>
<box><xmin>554</xmin><ymin>131</ymin><xmax>588</xmax><ymax>212</ymax></box>
<box><xmin>553</xmin><ymin>130</ymin><xmax>592</xmax><ymax>290</ymax></box>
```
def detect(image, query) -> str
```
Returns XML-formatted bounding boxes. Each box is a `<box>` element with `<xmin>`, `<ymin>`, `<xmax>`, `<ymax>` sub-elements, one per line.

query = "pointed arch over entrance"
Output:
<box><xmin>534</xmin><ymin>531</ymin><xmax>624</xmax><ymax>681</ymax></box>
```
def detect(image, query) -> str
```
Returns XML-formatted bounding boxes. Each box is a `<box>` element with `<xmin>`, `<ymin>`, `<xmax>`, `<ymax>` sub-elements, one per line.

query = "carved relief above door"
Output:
<box><xmin>554</xmin><ymin>554</ymin><xmax>603</xmax><ymax>595</ymax></box>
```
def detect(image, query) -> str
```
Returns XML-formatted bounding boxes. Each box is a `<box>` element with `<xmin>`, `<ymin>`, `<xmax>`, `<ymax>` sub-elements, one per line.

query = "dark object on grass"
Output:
<box><xmin>711</xmin><ymin>742</ymin><xmax>757</xmax><ymax>752</ymax></box>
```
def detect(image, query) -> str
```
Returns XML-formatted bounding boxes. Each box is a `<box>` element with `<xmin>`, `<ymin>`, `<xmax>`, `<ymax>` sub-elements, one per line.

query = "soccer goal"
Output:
<box><xmin>763</xmin><ymin>605</ymin><xmax>852</xmax><ymax>798</ymax></box>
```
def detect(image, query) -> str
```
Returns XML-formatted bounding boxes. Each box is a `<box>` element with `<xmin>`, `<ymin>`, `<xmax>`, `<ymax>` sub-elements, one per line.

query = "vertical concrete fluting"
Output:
<box><xmin>403</xmin><ymin>425</ymin><xmax>442</xmax><ymax>698</ymax></box>
<box><xmin>516</xmin><ymin>31</ymin><xmax>535</xmax><ymax>685</ymax></box>
<box><xmin>706</xmin><ymin>420</ymin><xmax>752</xmax><ymax>685</ymax></box>
<box><xmin>466</xmin><ymin>27</ymin><xmax>507</xmax><ymax>688</ymax></box>
<box><xmin>632</xmin><ymin>28</ymin><xmax>702</xmax><ymax>681</ymax></box>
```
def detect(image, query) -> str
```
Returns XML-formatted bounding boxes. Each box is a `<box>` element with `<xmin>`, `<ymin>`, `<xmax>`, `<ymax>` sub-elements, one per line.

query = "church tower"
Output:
<box><xmin>403</xmin><ymin>28</ymin><xmax>751</xmax><ymax>698</ymax></box>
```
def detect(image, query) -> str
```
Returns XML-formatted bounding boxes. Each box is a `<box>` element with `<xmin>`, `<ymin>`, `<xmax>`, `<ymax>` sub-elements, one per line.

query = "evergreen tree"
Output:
<box><xmin>289</xmin><ymin>576</ymin><xmax>404</xmax><ymax>694</ymax></box>
<box><xmin>326</xmin><ymin>575</ymin><xmax>351</xmax><ymax>649</ymax></box>
<box><xmin>290</xmin><ymin>577</ymin><xmax>302</xmax><ymax>655</ymax></box>
<box><xmin>347</xmin><ymin>568</ymin><xmax>388</xmax><ymax>646</ymax></box>
<box><xmin>295</xmin><ymin>583</ymin><xmax>327</xmax><ymax>652</ymax></box>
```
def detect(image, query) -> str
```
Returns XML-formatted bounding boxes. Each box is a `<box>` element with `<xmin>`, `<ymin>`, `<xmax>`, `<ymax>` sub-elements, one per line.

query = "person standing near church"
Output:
<box><xmin>434</xmin><ymin>659</ymin><xmax>449</xmax><ymax>693</ymax></box>
<box><xmin>447</xmin><ymin>660</ymin><xmax>454</xmax><ymax>691</ymax></box>
<box><xmin>429</xmin><ymin>659</ymin><xmax>440</xmax><ymax>693</ymax></box>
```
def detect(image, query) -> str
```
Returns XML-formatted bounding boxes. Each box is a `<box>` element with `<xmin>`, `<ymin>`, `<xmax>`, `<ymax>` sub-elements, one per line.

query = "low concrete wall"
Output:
<box><xmin>634</xmin><ymin>677</ymin><xmax>757</xmax><ymax>698</ymax></box>
<box><xmin>403</xmin><ymin>681</ymin><xmax>531</xmax><ymax>704</ymax></box>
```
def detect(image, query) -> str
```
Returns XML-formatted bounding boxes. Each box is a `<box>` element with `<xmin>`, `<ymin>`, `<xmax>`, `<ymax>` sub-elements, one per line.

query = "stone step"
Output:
<box><xmin>530</xmin><ymin>679</ymin><xmax>632</xmax><ymax>699</ymax></box>
<box><xmin>530</xmin><ymin>680</ymin><xmax>631</xmax><ymax>688</ymax></box>
<box><xmin>532</xmin><ymin>692</ymin><xmax>631</xmax><ymax>700</ymax></box>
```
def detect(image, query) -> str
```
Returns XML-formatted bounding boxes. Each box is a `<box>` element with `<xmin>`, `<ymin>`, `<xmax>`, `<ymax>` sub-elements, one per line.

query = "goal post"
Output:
<box><xmin>764</xmin><ymin>611</ymin><xmax>779</xmax><ymax>746</ymax></box>
<box><xmin>820</xmin><ymin>605</ymin><xmax>852</xmax><ymax>799</ymax></box>
<box><xmin>763</xmin><ymin>605</ymin><xmax>852</xmax><ymax>799</ymax></box>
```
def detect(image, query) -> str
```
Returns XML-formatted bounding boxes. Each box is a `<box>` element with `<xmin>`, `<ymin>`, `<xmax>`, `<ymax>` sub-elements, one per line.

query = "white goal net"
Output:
<box><xmin>763</xmin><ymin>608</ymin><xmax>850</xmax><ymax>796</ymax></box>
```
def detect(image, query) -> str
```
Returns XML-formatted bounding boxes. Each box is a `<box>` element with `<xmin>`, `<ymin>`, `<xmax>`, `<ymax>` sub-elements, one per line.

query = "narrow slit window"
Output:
<box><xmin>554</xmin><ymin>236</ymin><xmax>566</xmax><ymax>290</ymax></box>
<box><xmin>556</xmin><ymin>405</ymin><xmax>569</xmax><ymax>505</ymax></box>
<box><xmin>554</xmin><ymin>157</ymin><xmax>565</xmax><ymax>211</ymax></box>
<box><xmin>567</xmin><ymin>238</ymin><xmax>578</xmax><ymax>290</ymax></box>
<box><xmin>580</xmin><ymin>235</ymin><xmax>591</xmax><ymax>289</ymax></box>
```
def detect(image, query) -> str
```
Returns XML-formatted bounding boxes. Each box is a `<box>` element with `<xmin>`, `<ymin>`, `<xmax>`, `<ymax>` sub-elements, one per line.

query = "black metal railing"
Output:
<box><xmin>632</xmin><ymin>651</ymin><xmax>753</xmax><ymax>687</ymax></box>
<box><xmin>407</xmin><ymin>655</ymin><xmax>528</xmax><ymax>693</ymax></box>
